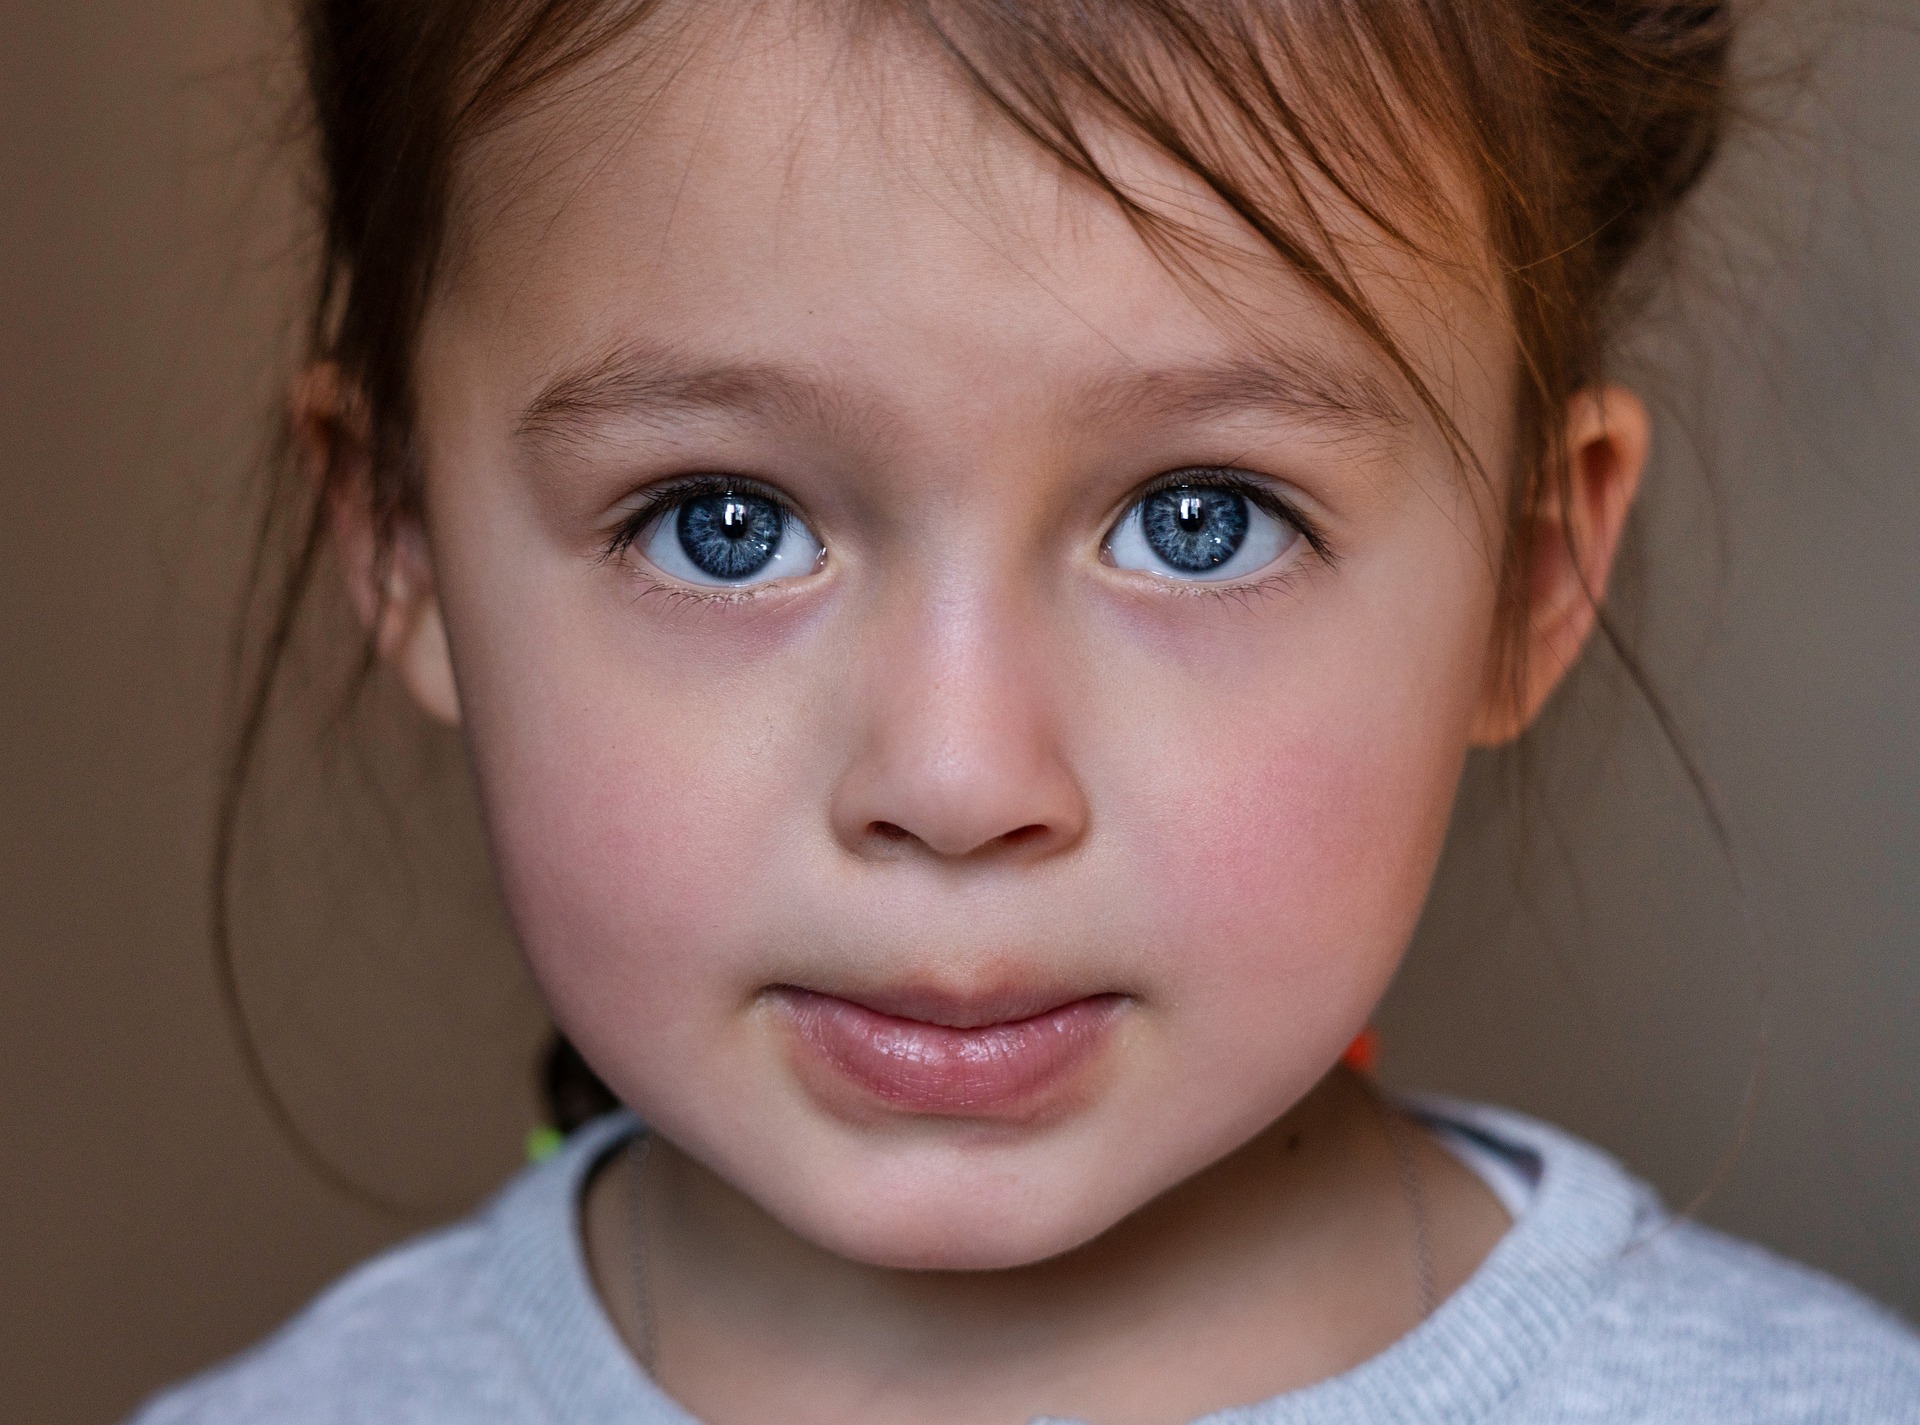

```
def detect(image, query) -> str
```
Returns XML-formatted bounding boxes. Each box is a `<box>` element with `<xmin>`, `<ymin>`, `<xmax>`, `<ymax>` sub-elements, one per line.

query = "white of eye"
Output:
<box><xmin>1106</xmin><ymin>487</ymin><xmax>1298</xmax><ymax>582</ymax></box>
<box><xmin>638</xmin><ymin>493</ymin><xmax>824</xmax><ymax>588</ymax></box>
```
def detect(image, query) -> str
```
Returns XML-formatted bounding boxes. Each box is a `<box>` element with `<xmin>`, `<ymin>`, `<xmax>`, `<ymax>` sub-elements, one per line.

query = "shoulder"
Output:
<box><xmin>125</xmin><ymin>1215</ymin><xmax>529</xmax><ymax>1425</ymax></box>
<box><xmin>123</xmin><ymin>1115</ymin><xmax>644</xmax><ymax>1425</ymax></box>
<box><xmin>1429</xmin><ymin>1099</ymin><xmax>1920</xmax><ymax>1424</ymax></box>
<box><xmin>1573</xmin><ymin>1219</ymin><xmax>1920</xmax><ymax>1421</ymax></box>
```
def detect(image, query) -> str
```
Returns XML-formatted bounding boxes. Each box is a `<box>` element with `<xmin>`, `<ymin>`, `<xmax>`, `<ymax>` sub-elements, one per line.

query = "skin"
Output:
<box><xmin>304</xmin><ymin>8</ymin><xmax>1648</xmax><ymax>1423</ymax></box>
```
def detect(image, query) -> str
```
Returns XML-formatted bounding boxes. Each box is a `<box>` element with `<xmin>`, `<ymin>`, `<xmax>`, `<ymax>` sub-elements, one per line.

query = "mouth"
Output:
<box><xmin>768</xmin><ymin>984</ymin><xmax>1127</xmax><ymax>1118</ymax></box>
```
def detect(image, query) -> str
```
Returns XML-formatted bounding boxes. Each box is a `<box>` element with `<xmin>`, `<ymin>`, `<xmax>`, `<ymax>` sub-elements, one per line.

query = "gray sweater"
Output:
<box><xmin>130</xmin><ymin>1102</ymin><xmax>1920</xmax><ymax>1424</ymax></box>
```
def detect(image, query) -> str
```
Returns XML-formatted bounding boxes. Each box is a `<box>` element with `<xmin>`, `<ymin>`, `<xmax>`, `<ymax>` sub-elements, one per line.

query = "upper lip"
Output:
<box><xmin>769</xmin><ymin>982</ymin><xmax>1117</xmax><ymax>1029</ymax></box>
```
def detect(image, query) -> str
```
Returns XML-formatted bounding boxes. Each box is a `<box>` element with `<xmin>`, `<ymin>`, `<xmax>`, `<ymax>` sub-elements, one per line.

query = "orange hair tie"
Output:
<box><xmin>1341</xmin><ymin>1026</ymin><xmax>1380</xmax><ymax>1074</ymax></box>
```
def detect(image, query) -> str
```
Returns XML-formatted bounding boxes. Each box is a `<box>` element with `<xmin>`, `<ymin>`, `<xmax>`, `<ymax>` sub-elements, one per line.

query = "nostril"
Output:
<box><xmin>863</xmin><ymin>820</ymin><xmax>1050</xmax><ymax>853</ymax></box>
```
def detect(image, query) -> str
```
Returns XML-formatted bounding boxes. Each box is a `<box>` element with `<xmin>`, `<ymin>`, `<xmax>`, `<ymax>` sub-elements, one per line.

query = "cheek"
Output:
<box><xmin>452</xmin><ymin>603</ymin><xmax>815</xmax><ymax>1077</ymax></box>
<box><xmin>1125</xmin><ymin>723</ymin><xmax>1439</xmax><ymax>1017</ymax></box>
<box><xmin>1106</xmin><ymin>588</ymin><xmax>1484</xmax><ymax>1051</ymax></box>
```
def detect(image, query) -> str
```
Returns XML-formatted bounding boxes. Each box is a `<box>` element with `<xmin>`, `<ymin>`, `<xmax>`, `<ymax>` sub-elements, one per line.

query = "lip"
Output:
<box><xmin>772</xmin><ymin>986</ymin><xmax>1125</xmax><ymax>1118</ymax></box>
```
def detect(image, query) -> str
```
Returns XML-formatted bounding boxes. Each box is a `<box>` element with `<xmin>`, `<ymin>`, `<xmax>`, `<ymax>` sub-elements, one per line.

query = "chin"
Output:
<box><xmin>742</xmin><ymin>1130</ymin><xmax>1159</xmax><ymax>1273</ymax></box>
<box><xmin>800</xmin><ymin>1192</ymin><xmax>1123</xmax><ymax>1272</ymax></box>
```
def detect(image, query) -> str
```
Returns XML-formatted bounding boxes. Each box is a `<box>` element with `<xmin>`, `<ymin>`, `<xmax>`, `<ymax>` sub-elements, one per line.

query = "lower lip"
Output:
<box><xmin>776</xmin><ymin>990</ymin><xmax>1123</xmax><ymax>1117</ymax></box>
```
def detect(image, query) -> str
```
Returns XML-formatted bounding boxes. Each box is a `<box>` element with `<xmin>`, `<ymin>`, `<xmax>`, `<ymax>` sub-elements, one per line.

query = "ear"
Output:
<box><xmin>1471</xmin><ymin>384</ymin><xmax>1650</xmax><ymax>746</ymax></box>
<box><xmin>291</xmin><ymin>364</ymin><xmax>462</xmax><ymax>726</ymax></box>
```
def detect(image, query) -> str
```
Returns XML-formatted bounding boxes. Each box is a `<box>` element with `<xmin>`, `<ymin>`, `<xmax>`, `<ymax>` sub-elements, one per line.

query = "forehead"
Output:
<box><xmin>425</xmin><ymin>0</ymin><xmax>1510</xmax><ymax>470</ymax></box>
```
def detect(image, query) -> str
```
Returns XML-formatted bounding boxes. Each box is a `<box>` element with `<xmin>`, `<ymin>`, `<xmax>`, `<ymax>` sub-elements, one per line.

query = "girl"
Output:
<box><xmin>140</xmin><ymin>0</ymin><xmax>1919</xmax><ymax>1421</ymax></box>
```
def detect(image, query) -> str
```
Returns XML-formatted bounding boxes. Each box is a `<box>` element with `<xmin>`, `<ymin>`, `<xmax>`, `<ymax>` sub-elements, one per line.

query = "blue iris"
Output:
<box><xmin>1139</xmin><ymin>487</ymin><xmax>1249</xmax><ymax>572</ymax></box>
<box><xmin>676</xmin><ymin>492</ymin><xmax>785</xmax><ymax>581</ymax></box>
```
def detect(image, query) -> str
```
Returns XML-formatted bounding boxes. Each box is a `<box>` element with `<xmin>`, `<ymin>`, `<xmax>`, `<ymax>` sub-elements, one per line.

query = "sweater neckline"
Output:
<box><xmin>481</xmin><ymin>1098</ymin><xmax>1655</xmax><ymax>1425</ymax></box>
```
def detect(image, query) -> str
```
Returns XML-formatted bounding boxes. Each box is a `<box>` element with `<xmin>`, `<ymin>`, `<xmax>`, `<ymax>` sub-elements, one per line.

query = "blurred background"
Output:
<box><xmin>2</xmin><ymin>2</ymin><xmax>1915</xmax><ymax>1421</ymax></box>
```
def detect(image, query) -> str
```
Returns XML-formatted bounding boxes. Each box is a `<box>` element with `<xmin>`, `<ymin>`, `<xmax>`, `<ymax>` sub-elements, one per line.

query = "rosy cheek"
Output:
<box><xmin>469</xmin><ymin>668</ymin><xmax>780</xmax><ymax>1036</ymax></box>
<box><xmin>1122</xmin><ymin>700</ymin><xmax>1454</xmax><ymax>1033</ymax></box>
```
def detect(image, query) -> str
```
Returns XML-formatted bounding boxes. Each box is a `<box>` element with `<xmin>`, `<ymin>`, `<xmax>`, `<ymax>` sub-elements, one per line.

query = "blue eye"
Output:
<box><xmin>1107</xmin><ymin>480</ymin><xmax>1298</xmax><ymax>581</ymax></box>
<box><xmin>638</xmin><ymin>489</ymin><xmax>823</xmax><ymax>587</ymax></box>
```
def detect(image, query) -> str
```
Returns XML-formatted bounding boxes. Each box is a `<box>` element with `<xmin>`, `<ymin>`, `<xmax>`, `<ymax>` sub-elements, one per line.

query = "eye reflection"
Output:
<box><xmin>639</xmin><ymin>489</ymin><xmax>823</xmax><ymax>587</ymax></box>
<box><xmin>1108</xmin><ymin>481</ymin><xmax>1298</xmax><ymax>582</ymax></box>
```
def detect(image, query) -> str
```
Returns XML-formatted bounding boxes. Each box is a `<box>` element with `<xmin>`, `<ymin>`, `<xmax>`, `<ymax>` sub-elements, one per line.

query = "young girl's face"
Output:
<box><xmin>401</xmin><ymin>11</ymin><xmax>1524</xmax><ymax>1270</ymax></box>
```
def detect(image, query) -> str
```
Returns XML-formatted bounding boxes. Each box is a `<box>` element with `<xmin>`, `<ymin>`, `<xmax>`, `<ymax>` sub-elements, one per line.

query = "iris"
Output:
<box><xmin>677</xmin><ymin>492</ymin><xmax>785</xmax><ymax>580</ymax></box>
<box><xmin>1139</xmin><ymin>487</ymin><xmax>1249</xmax><ymax>572</ymax></box>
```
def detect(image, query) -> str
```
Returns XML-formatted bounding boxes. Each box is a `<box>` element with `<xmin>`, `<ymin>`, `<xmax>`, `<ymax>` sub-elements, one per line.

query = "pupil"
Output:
<box><xmin>679</xmin><ymin>491</ymin><xmax>783</xmax><ymax>579</ymax></box>
<box><xmin>1141</xmin><ymin>486</ymin><xmax>1249</xmax><ymax>573</ymax></box>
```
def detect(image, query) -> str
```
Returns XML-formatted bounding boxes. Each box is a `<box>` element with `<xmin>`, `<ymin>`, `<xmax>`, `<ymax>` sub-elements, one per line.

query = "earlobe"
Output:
<box><xmin>292</xmin><ymin>363</ymin><xmax>463</xmax><ymax>728</ymax></box>
<box><xmin>383</xmin><ymin>572</ymin><xmax>462</xmax><ymax>726</ymax></box>
<box><xmin>345</xmin><ymin>509</ymin><xmax>462</xmax><ymax>726</ymax></box>
<box><xmin>1471</xmin><ymin>385</ymin><xmax>1650</xmax><ymax>746</ymax></box>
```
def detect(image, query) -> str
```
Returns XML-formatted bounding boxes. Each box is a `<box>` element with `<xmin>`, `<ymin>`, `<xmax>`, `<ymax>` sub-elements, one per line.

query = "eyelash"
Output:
<box><xmin>1121</xmin><ymin>467</ymin><xmax>1335</xmax><ymax>565</ymax></box>
<box><xmin>598</xmin><ymin>472</ymin><xmax>799</xmax><ymax>567</ymax></box>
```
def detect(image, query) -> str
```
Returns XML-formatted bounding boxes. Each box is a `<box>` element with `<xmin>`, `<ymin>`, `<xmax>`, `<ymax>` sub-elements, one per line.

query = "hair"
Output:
<box><xmin>217</xmin><ymin>0</ymin><xmax>1736</xmax><ymax>1163</ymax></box>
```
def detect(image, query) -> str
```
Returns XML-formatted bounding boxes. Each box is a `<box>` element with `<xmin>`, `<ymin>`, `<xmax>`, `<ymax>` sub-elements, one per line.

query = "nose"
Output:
<box><xmin>829</xmin><ymin>585</ymin><xmax>1089</xmax><ymax>864</ymax></box>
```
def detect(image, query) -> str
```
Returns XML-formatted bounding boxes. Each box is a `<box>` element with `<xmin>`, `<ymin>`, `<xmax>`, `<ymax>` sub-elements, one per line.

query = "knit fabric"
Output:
<box><xmin>129</xmin><ymin>1102</ymin><xmax>1920</xmax><ymax>1424</ymax></box>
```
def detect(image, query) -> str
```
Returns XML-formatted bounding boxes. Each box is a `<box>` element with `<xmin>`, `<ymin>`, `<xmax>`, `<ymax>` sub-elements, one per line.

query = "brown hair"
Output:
<box><xmin>219</xmin><ymin>0</ymin><xmax>1735</xmax><ymax>1161</ymax></box>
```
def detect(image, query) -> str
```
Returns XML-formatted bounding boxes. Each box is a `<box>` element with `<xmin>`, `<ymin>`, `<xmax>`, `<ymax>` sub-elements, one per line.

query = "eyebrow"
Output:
<box><xmin>1075</xmin><ymin>351</ymin><xmax>1407</xmax><ymax>434</ymax></box>
<box><xmin>514</xmin><ymin>337</ymin><xmax>1407</xmax><ymax>449</ymax></box>
<box><xmin>516</xmin><ymin>340</ymin><xmax>840</xmax><ymax>446</ymax></box>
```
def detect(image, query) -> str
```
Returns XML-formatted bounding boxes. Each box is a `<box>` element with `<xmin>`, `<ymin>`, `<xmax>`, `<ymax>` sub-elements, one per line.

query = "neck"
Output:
<box><xmin>581</xmin><ymin>1069</ymin><xmax>1507</xmax><ymax>1425</ymax></box>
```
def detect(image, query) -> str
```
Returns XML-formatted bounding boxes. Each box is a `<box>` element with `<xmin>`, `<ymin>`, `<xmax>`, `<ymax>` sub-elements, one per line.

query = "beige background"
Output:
<box><xmin>3</xmin><ymin>3</ymin><xmax>1915</xmax><ymax>1423</ymax></box>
